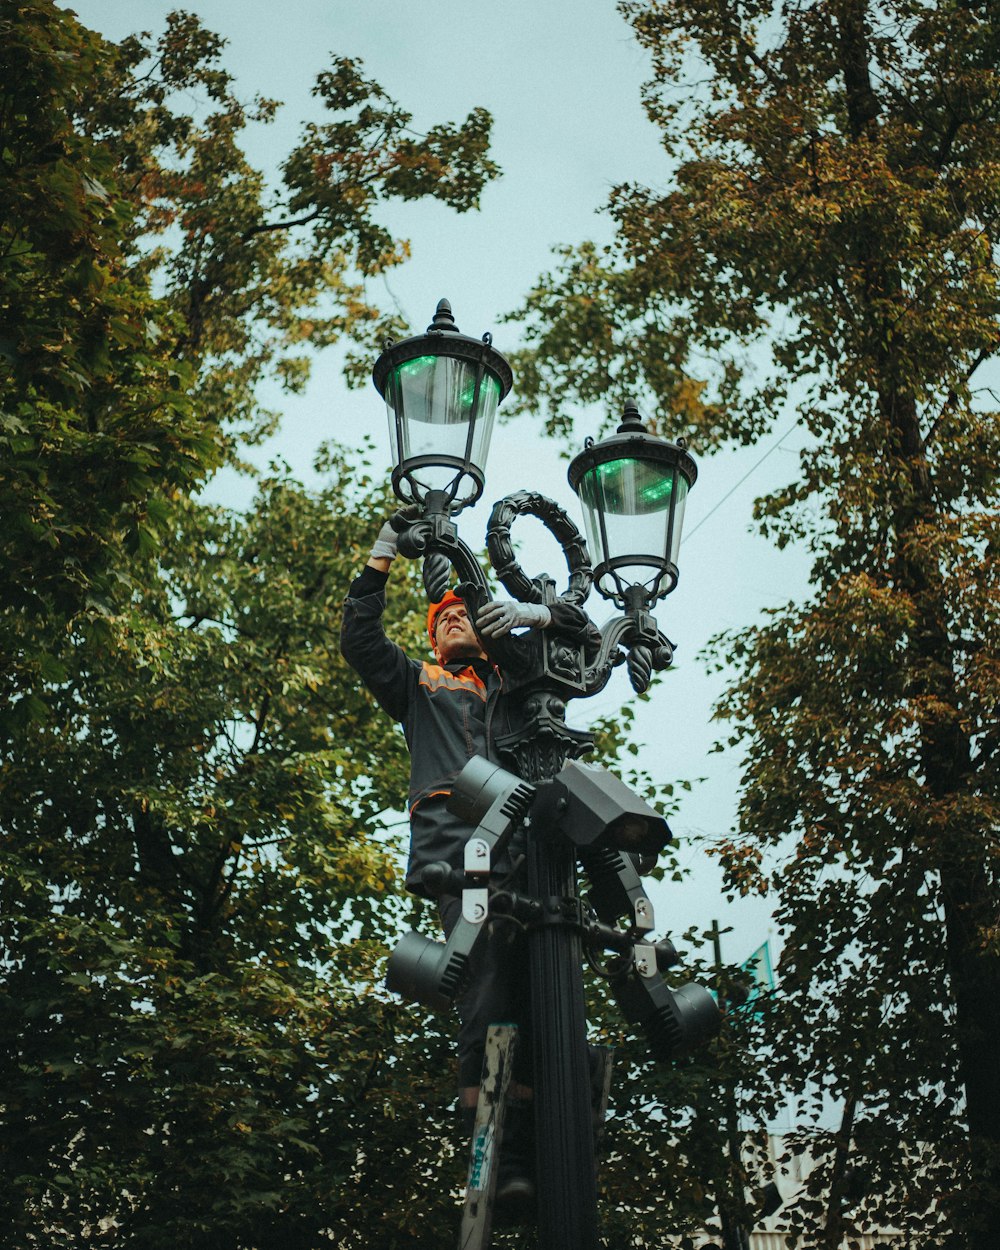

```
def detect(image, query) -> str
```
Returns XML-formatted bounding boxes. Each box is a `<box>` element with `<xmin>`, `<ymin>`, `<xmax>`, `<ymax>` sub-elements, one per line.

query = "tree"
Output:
<box><xmin>2</xmin><ymin>0</ymin><xmax>497</xmax><ymax>727</ymax></box>
<box><xmin>0</xmin><ymin>0</ymin><xmax>211</xmax><ymax>728</ymax></box>
<box><xmin>1</xmin><ymin>3</ymin><xmax>503</xmax><ymax>1244</ymax></box>
<box><xmin>0</xmin><ymin>451</ymin><xmax>472</xmax><ymax>1248</ymax></box>
<box><xmin>508</xmin><ymin>0</ymin><xmax>1000</xmax><ymax>1245</ymax></box>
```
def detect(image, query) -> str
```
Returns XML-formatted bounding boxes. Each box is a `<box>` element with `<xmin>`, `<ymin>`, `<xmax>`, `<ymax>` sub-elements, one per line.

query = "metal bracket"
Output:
<box><xmin>464</xmin><ymin>837</ymin><xmax>492</xmax><ymax>879</ymax></box>
<box><xmin>462</xmin><ymin>888</ymin><xmax>489</xmax><ymax>925</ymax></box>
<box><xmin>634</xmin><ymin>943</ymin><xmax>658</xmax><ymax>979</ymax></box>
<box><xmin>633</xmin><ymin>895</ymin><xmax>654</xmax><ymax>933</ymax></box>
<box><xmin>528</xmin><ymin>894</ymin><xmax>588</xmax><ymax>934</ymax></box>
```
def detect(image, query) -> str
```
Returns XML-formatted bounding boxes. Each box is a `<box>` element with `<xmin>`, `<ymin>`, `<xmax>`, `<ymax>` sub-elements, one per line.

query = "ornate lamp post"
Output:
<box><xmin>375</xmin><ymin>302</ymin><xmax>720</xmax><ymax>1250</ymax></box>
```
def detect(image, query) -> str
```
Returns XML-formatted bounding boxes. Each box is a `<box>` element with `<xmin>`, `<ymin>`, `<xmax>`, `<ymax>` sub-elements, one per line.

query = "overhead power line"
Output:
<box><xmin>683</xmin><ymin>415</ymin><xmax>803</xmax><ymax>545</ymax></box>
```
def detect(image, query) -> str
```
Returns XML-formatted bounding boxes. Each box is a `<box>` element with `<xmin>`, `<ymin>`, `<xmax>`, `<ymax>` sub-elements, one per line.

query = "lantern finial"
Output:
<box><xmin>619</xmin><ymin>398</ymin><xmax>644</xmax><ymax>434</ymax></box>
<box><xmin>428</xmin><ymin>299</ymin><xmax>459</xmax><ymax>334</ymax></box>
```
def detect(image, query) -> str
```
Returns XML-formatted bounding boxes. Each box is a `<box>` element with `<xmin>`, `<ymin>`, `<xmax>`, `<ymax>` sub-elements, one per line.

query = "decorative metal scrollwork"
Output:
<box><xmin>392</xmin><ymin>490</ymin><xmax>676</xmax><ymax>698</ymax></box>
<box><xmin>393</xmin><ymin>503</ymin><xmax>488</xmax><ymax>602</ymax></box>
<box><xmin>486</xmin><ymin>490</ymin><xmax>593</xmax><ymax>606</ymax></box>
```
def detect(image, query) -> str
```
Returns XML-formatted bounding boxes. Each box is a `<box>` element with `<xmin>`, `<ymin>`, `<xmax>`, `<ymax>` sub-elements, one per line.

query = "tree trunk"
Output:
<box><xmin>821</xmin><ymin>1093</ymin><xmax>857</xmax><ymax>1250</ymax></box>
<box><xmin>884</xmin><ymin>389</ymin><xmax>1000</xmax><ymax>1246</ymax></box>
<box><xmin>831</xmin><ymin>2</ymin><xmax>1000</xmax><ymax>1231</ymax></box>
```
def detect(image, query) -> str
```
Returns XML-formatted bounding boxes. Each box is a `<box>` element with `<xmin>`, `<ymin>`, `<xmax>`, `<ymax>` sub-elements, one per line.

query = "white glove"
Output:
<box><xmin>370</xmin><ymin>519</ymin><xmax>399</xmax><ymax>561</ymax></box>
<box><xmin>477</xmin><ymin>600</ymin><xmax>552</xmax><ymax>638</ymax></box>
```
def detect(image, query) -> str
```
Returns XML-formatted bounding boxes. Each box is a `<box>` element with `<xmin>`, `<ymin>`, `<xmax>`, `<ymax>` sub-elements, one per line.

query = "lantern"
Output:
<box><xmin>372</xmin><ymin>299</ymin><xmax>513</xmax><ymax>514</ymax></box>
<box><xmin>568</xmin><ymin>400</ymin><xmax>697</xmax><ymax>608</ymax></box>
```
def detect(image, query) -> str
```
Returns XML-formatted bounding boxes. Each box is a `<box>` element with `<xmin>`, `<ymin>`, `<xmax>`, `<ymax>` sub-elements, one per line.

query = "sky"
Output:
<box><xmin>68</xmin><ymin>0</ymin><xmax>814</xmax><ymax>968</ymax></box>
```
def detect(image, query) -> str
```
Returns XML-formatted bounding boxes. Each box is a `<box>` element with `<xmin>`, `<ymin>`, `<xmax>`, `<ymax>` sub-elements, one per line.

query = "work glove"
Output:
<box><xmin>370</xmin><ymin>520</ymin><xmax>400</xmax><ymax>562</ymax></box>
<box><xmin>370</xmin><ymin>507</ymin><xmax>420</xmax><ymax>562</ymax></box>
<box><xmin>477</xmin><ymin>600</ymin><xmax>552</xmax><ymax>638</ymax></box>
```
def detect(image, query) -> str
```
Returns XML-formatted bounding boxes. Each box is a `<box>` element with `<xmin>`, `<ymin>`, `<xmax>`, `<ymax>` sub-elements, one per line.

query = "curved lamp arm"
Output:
<box><xmin>487</xmin><ymin>490</ymin><xmax>592</xmax><ymax>607</ymax></box>
<box><xmin>586</xmin><ymin>608</ymin><xmax>675</xmax><ymax>697</ymax></box>
<box><xmin>392</xmin><ymin>493</ymin><xmax>488</xmax><ymax>604</ymax></box>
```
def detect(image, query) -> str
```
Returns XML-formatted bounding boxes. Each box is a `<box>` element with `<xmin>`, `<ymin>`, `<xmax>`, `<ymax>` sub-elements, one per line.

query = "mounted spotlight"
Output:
<box><xmin>532</xmin><ymin>760</ymin><xmax>672</xmax><ymax>857</ymax></box>
<box><xmin>614</xmin><ymin>957</ymin><xmax>722</xmax><ymax>1061</ymax></box>
<box><xmin>385</xmin><ymin>916</ymin><xmax>484</xmax><ymax>1014</ymax></box>
<box><xmin>579</xmin><ymin>845</ymin><xmax>656</xmax><ymax>934</ymax></box>
<box><xmin>448</xmin><ymin>756</ymin><xmax>535</xmax><ymax>835</ymax></box>
<box><xmin>448</xmin><ymin>755</ymin><xmax>536</xmax><ymax>871</ymax></box>
<box><xmin>385</xmin><ymin>758</ymin><xmax>536</xmax><ymax>1013</ymax></box>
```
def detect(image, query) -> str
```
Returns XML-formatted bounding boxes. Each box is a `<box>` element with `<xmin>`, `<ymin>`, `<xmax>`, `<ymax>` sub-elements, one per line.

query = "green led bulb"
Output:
<box><xmin>639</xmin><ymin>474</ymin><xmax>675</xmax><ymax>505</ymax></box>
<box><xmin>396</xmin><ymin>355</ymin><xmax>439</xmax><ymax>380</ymax></box>
<box><xmin>459</xmin><ymin>373</ymin><xmax>500</xmax><ymax>412</ymax></box>
<box><xmin>591</xmin><ymin>458</ymin><xmax>678</xmax><ymax>514</ymax></box>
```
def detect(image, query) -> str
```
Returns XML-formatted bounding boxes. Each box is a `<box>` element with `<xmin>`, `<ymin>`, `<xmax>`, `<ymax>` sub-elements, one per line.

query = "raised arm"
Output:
<box><xmin>476</xmin><ymin>598</ymin><xmax>602</xmax><ymax>664</ymax></box>
<box><xmin>340</xmin><ymin>520</ymin><xmax>416</xmax><ymax>723</ymax></box>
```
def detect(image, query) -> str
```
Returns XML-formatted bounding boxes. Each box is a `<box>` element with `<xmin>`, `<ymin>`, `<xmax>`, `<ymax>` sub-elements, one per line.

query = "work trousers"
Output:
<box><xmin>438</xmin><ymin>892</ymin><xmax>533</xmax><ymax>1089</ymax></box>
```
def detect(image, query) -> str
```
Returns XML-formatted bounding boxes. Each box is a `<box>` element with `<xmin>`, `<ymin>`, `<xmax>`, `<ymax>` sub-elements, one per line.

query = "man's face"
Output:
<box><xmin>433</xmin><ymin>602</ymin><xmax>486</xmax><ymax>664</ymax></box>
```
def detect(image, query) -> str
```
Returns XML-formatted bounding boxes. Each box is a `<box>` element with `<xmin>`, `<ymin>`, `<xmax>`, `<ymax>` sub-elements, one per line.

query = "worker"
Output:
<box><xmin>340</xmin><ymin>514</ymin><xmax>598</xmax><ymax>1211</ymax></box>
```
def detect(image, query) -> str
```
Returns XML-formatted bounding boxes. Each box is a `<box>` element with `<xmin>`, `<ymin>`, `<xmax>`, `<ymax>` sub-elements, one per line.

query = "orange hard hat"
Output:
<box><xmin>427</xmin><ymin>589</ymin><xmax>465</xmax><ymax>648</ymax></box>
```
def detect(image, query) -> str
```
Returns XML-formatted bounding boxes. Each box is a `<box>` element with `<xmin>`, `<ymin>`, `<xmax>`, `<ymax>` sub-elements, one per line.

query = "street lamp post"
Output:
<box><xmin>375</xmin><ymin>302</ymin><xmax>720</xmax><ymax>1249</ymax></box>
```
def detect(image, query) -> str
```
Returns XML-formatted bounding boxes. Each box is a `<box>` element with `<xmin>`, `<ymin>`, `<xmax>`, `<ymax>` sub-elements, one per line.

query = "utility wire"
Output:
<box><xmin>682</xmin><ymin>415</ymin><xmax>803</xmax><ymax>545</ymax></box>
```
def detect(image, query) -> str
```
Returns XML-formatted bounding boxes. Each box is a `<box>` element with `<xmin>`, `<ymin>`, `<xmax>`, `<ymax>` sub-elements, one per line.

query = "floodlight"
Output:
<box><xmin>447</xmin><ymin>756</ymin><xmax>536</xmax><ymax>858</ymax></box>
<box><xmin>580</xmin><ymin>845</ymin><xmax>655</xmax><ymax>933</ymax></box>
<box><xmin>385</xmin><ymin>908</ymin><xmax>485</xmax><ymax>1014</ymax></box>
<box><xmin>613</xmin><ymin>961</ymin><xmax>721</xmax><ymax>1061</ymax></box>
<box><xmin>532</xmin><ymin>760</ymin><xmax>671</xmax><ymax>856</ymax></box>
<box><xmin>385</xmin><ymin>758</ymin><xmax>535</xmax><ymax>1013</ymax></box>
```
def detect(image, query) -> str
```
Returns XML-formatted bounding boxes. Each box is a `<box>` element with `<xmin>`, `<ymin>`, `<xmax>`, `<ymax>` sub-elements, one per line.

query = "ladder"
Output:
<box><xmin>458</xmin><ymin>1026</ymin><xmax>614</xmax><ymax>1250</ymax></box>
<box><xmin>459</xmin><ymin>1025</ymin><xmax>518</xmax><ymax>1250</ymax></box>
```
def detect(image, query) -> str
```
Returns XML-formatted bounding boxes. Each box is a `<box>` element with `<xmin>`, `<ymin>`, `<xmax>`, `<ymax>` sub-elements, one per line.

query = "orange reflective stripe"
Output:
<box><xmin>410</xmin><ymin>789</ymin><xmax>452</xmax><ymax>814</ymax></box>
<box><xmin>419</xmin><ymin>662</ymin><xmax>487</xmax><ymax>700</ymax></box>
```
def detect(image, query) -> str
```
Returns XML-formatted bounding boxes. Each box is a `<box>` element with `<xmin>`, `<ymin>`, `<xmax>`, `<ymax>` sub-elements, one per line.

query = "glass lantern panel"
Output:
<box><xmin>579</xmin><ymin>455</ymin><xmax>688</xmax><ymax>595</ymax></box>
<box><xmin>386</xmin><ymin>354</ymin><xmax>501</xmax><ymax>493</ymax></box>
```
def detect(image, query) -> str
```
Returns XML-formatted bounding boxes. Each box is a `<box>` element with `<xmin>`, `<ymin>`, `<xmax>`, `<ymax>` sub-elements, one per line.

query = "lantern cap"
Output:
<box><xmin>372</xmin><ymin>299</ymin><xmax>514</xmax><ymax>400</ymax></box>
<box><xmin>567</xmin><ymin>398</ymin><xmax>698</xmax><ymax>493</ymax></box>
